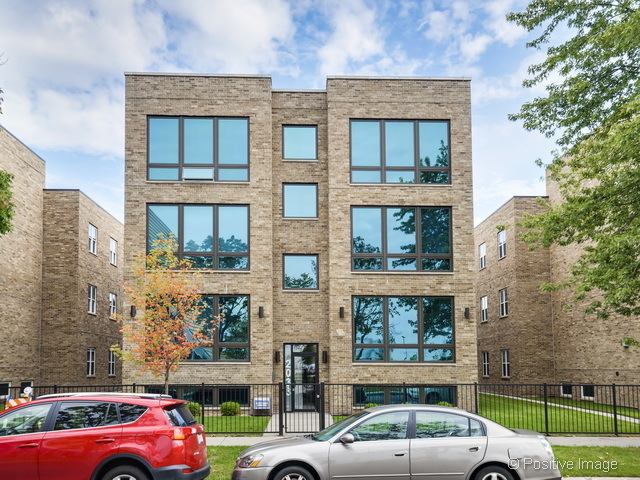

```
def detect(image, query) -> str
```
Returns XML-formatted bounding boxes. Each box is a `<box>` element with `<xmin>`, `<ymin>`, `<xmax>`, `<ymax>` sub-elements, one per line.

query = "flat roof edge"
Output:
<box><xmin>124</xmin><ymin>72</ymin><xmax>272</xmax><ymax>79</ymax></box>
<box><xmin>327</xmin><ymin>75</ymin><xmax>471</xmax><ymax>81</ymax></box>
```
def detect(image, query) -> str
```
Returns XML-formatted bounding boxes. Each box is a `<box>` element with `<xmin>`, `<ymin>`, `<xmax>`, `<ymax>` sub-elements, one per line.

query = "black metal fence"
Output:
<box><xmin>3</xmin><ymin>382</ymin><xmax>639</xmax><ymax>436</ymax></box>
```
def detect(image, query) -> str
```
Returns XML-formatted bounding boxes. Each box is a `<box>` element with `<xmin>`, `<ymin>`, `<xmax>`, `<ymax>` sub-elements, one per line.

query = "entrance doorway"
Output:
<box><xmin>284</xmin><ymin>344</ymin><xmax>318</xmax><ymax>412</ymax></box>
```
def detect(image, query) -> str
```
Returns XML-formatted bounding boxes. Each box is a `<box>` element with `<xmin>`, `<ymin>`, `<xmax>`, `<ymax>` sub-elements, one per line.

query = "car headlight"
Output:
<box><xmin>538</xmin><ymin>435</ymin><xmax>554</xmax><ymax>459</ymax></box>
<box><xmin>237</xmin><ymin>454</ymin><xmax>264</xmax><ymax>468</ymax></box>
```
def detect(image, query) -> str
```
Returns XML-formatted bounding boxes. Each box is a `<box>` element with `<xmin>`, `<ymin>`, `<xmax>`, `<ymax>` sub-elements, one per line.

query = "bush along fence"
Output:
<box><xmin>2</xmin><ymin>382</ymin><xmax>639</xmax><ymax>436</ymax></box>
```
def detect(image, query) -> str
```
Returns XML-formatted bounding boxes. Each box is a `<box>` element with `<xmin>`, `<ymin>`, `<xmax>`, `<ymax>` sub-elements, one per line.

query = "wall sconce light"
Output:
<box><xmin>339</xmin><ymin>307</ymin><xmax>345</xmax><ymax>319</ymax></box>
<box><xmin>322</xmin><ymin>350</ymin><xmax>329</xmax><ymax>363</ymax></box>
<box><xmin>464</xmin><ymin>307</ymin><xmax>470</xmax><ymax>319</ymax></box>
<box><xmin>274</xmin><ymin>350</ymin><xmax>281</xmax><ymax>363</ymax></box>
<box><xmin>130</xmin><ymin>305</ymin><xmax>137</xmax><ymax>317</ymax></box>
<box><xmin>258</xmin><ymin>306</ymin><xmax>264</xmax><ymax>318</ymax></box>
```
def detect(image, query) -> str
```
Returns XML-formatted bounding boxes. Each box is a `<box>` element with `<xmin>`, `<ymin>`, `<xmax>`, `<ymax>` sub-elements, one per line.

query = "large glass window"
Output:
<box><xmin>352</xmin><ymin>206</ymin><xmax>451</xmax><ymax>271</ymax></box>
<box><xmin>148</xmin><ymin>116</ymin><xmax>249</xmax><ymax>181</ymax></box>
<box><xmin>353</xmin><ymin>296</ymin><xmax>454</xmax><ymax>362</ymax></box>
<box><xmin>283</xmin><ymin>184</ymin><xmax>318</xmax><ymax>218</ymax></box>
<box><xmin>187</xmin><ymin>295</ymin><xmax>249</xmax><ymax>361</ymax></box>
<box><xmin>351</xmin><ymin>120</ymin><xmax>450</xmax><ymax>184</ymax></box>
<box><xmin>283</xmin><ymin>125</ymin><xmax>317</xmax><ymax>160</ymax></box>
<box><xmin>283</xmin><ymin>255</ymin><xmax>318</xmax><ymax>289</ymax></box>
<box><xmin>147</xmin><ymin>204</ymin><xmax>249</xmax><ymax>270</ymax></box>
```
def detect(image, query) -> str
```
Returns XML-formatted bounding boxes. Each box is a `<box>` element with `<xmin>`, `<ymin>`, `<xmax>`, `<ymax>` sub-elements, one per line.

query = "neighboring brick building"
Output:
<box><xmin>124</xmin><ymin>73</ymin><xmax>477</xmax><ymax>409</ymax></box>
<box><xmin>0</xmin><ymin>126</ymin><xmax>123</xmax><ymax>394</ymax></box>
<box><xmin>476</xmin><ymin>184</ymin><xmax>640</xmax><ymax>391</ymax></box>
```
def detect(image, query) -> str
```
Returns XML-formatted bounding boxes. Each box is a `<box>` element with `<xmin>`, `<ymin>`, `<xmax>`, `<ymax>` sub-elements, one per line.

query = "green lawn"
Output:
<box><xmin>205</xmin><ymin>445</ymin><xmax>640</xmax><ymax>479</ymax></box>
<box><xmin>524</xmin><ymin>396</ymin><xmax>640</xmax><ymax>420</ymax></box>
<box><xmin>478</xmin><ymin>394</ymin><xmax>640</xmax><ymax>434</ymax></box>
<box><xmin>202</xmin><ymin>415</ymin><xmax>271</xmax><ymax>435</ymax></box>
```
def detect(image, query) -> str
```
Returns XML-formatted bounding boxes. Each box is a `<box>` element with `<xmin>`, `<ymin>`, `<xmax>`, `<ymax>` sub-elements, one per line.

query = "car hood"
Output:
<box><xmin>239</xmin><ymin>435</ymin><xmax>316</xmax><ymax>456</ymax></box>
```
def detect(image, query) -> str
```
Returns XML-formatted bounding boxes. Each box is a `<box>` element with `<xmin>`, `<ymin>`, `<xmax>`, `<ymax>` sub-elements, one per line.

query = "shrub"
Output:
<box><xmin>436</xmin><ymin>401</ymin><xmax>453</xmax><ymax>407</ymax></box>
<box><xmin>186</xmin><ymin>402</ymin><xmax>201</xmax><ymax>418</ymax></box>
<box><xmin>364</xmin><ymin>403</ymin><xmax>379</xmax><ymax>409</ymax></box>
<box><xmin>220</xmin><ymin>401</ymin><xmax>241</xmax><ymax>416</ymax></box>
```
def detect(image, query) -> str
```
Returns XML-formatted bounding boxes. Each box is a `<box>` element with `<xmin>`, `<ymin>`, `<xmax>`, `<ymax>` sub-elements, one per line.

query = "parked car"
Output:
<box><xmin>0</xmin><ymin>392</ymin><xmax>210</xmax><ymax>480</ymax></box>
<box><xmin>233</xmin><ymin>404</ymin><xmax>561</xmax><ymax>480</ymax></box>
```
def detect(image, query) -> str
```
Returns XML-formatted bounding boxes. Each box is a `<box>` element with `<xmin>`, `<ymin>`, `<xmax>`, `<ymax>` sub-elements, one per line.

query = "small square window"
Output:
<box><xmin>283</xmin><ymin>255</ymin><xmax>318</xmax><ymax>289</ymax></box>
<box><xmin>283</xmin><ymin>125</ymin><xmax>317</xmax><ymax>160</ymax></box>
<box><xmin>283</xmin><ymin>184</ymin><xmax>318</xmax><ymax>218</ymax></box>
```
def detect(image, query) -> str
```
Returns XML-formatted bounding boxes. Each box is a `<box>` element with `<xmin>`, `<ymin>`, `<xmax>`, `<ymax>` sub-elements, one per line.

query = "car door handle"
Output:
<box><xmin>18</xmin><ymin>443</ymin><xmax>39</xmax><ymax>448</ymax></box>
<box><xmin>394</xmin><ymin>451</ymin><xmax>408</xmax><ymax>457</ymax></box>
<box><xmin>468</xmin><ymin>447</ymin><xmax>480</xmax><ymax>452</ymax></box>
<box><xmin>96</xmin><ymin>437</ymin><xmax>116</xmax><ymax>443</ymax></box>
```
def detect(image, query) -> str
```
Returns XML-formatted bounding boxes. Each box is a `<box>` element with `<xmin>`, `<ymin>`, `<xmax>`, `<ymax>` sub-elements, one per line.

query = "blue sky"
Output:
<box><xmin>0</xmin><ymin>0</ymin><xmax>557</xmax><ymax>224</ymax></box>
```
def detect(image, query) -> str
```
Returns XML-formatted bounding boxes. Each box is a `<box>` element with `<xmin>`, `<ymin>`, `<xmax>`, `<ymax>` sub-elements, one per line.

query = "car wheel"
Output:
<box><xmin>272</xmin><ymin>465</ymin><xmax>315</xmax><ymax>480</ymax></box>
<box><xmin>101</xmin><ymin>465</ymin><xmax>149</xmax><ymax>480</ymax></box>
<box><xmin>474</xmin><ymin>465</ymin><xmax>515</xmax><ymax>480</ymax></box>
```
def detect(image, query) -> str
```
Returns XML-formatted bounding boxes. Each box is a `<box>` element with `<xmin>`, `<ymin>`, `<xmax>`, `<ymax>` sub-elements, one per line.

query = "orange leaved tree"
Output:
<box><xmin>113</xmin><ymin>235</ymin><xmax>215</xmax><ymax>395</ymax></box>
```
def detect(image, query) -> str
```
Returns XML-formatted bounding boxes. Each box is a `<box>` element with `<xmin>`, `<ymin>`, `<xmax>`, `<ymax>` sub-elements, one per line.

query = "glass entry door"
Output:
<box><xmin>284</xmin><ymin>344</ymin><xmax>318</xmax><ymax>412</ymax></box>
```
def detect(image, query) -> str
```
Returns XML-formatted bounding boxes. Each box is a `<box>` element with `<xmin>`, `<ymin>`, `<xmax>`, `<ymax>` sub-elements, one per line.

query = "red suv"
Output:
<box><xmin>0</xmin><ymin>392</ymin><xmax>210</xmax><ymax>480</ymax></box>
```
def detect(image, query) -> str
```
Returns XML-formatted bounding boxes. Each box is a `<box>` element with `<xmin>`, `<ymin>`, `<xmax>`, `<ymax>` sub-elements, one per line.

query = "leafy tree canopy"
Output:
<box><xmin>0</xmin><ymin>170</ymin><xmax>15</xmax><ymax>235</ymax></box>
<box><xmin>509</xmin><ymin>0</ymin><xmax>640</xmax><ymax>318</ymax></box>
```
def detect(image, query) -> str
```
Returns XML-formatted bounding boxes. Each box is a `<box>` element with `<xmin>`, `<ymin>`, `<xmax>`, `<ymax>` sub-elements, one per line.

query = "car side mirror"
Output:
<box><xmin>340</xmin><ymin>433</ymin><xmax>355</xmax><ymax>444</ymax></box>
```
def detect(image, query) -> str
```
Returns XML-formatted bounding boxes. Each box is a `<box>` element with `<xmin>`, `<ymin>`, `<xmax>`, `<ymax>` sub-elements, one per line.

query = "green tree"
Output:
<box><xmin>508</xmin><ymin>0</ymin><xmax>640</xmax><ymax>318</ymax></box>
<box><xmin>0</xmin><ymin>170</ymin><xmax>15</xmax><ymax>235</ymax></box>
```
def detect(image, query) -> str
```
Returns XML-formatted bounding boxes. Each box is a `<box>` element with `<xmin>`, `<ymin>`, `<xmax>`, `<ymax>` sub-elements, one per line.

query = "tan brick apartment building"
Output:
<box><xmin>124</xmin><ymin>74</ymin><xmax>477</xmax><ymax>409</ymax></box>
<box><xmin>476</xmin><ymin>182</ymin><xmax>640</xmax><ymax>393</ymax></box>
<box><xmin>0</xmin><ymin>126</ymin><xmax>123</xmax><ymax>394</ymax></box>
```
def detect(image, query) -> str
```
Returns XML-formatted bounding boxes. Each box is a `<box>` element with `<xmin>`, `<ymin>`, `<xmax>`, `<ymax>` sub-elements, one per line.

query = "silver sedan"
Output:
<box><xmin>232</xmin><ymin>404</ymin><xmax>561</xmax><ymax>480</ymax></box>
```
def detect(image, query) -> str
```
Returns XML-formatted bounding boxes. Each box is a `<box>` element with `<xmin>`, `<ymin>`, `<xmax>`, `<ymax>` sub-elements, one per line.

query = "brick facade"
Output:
<box><xmin>0</xmin><ymin>126</ymin><xmax>123</xmax><ymax>390</ymax></box>
<box><xmin>124</xmin><ymin>74</ymin><xmax>477</xmax><ymax>401</ymax></box>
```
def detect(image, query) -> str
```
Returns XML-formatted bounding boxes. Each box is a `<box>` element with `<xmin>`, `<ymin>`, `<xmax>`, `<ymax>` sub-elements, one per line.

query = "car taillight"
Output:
<box><xmin>154</xmin><ymin>426</ymin><xmax>197</xmax><ymax>440</ymax></box>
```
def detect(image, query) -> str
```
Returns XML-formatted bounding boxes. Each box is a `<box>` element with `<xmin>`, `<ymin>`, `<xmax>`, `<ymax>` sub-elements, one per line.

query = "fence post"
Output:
<box><xmin>319</xmin><ymin>383</ymin><xmax>326</xmax><ymax>431</ymax></box>
<box><xmin>201</xmin><ymin>382</ymin><xmax>206</xmax><ymax>426</ymax></box>
<box><xmin>474</xmin><ymin>383</ymin><xmax>479</xmax><ymax>414</ymax></box>
<box><xmin>543</xmin><ymin>383</ymin><xmax>549</xmax><ymax>435</ymax></box>
<box><xmin>54</xmin><ymin>384</ymin><xmax>58</xmax><ymax>394</ymax></box>
<box><xmin>132</xmin><ymin>383</ymin><xmax>137</xmax><ymax>394</ymax></box>
<box><xmin>612</xmin><ymin>383</ymin><xmax>618</xmax><ymax>436</ymax></box>
<box><xmin>278</xmin><ymin>382</ymin><xmax>284</xmax><ymax>436</ymax></box>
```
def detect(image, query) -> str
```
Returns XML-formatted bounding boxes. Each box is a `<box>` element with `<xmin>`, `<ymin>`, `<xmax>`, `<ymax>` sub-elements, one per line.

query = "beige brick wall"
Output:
<box><xmin>0</xmin><ymin>127</ymin><xmax>45</xmax><ymax>387</ymax></box>
<box><xmin>41</xmin><ymin>190</ymin><xmax>123</xmax><ymax>385</ymax></box>
<box><xmin>475</xmin><ymin>197</ymin><xmax>554</xmax><ymax>383</ymax></box>
<box><xmin>123</xmin><ymin>74</ymin><xmax>478</xmax><ymax>393</ymax></box>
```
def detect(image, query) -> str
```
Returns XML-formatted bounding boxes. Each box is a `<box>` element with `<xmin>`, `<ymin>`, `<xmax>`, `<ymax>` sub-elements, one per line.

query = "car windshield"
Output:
<box><xmin>312</xmin><ymin>411</ymin><xmax>370</xmax><ymax>441</ymax></box>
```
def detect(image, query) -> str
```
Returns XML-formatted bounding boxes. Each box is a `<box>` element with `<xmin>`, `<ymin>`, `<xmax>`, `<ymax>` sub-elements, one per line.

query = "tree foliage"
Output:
<box><xmin>112</xmin><ymin>235</ymin><xmax>214</xmax><ymax>394</ymax></box>
<box><xmin>509</xmin><ymin>0</ymin><xmax>640</xmax><ymax>318</ymax></box>
<box><xmin>0</xmin><ymin>170</ymin><xmax>15</xmax><ymax>235</ymax></box>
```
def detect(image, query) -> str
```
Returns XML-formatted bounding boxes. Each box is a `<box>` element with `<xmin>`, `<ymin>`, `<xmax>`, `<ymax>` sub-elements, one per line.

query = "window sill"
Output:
<box><xmin>283</xmin><ymin>158</ymin><xmax>319</xmax><ymax>163</ymax></box>
<box><xmin>146</xmin><ymin>180</ymin><xmax>250</xmax><ymax>185</ymax></box>
<box><xmin>282</xmin><ymin>217</ymin><xmax>319</xmax><ymax>221</ymax></box>
<box><xmin>282</xmin><ymin>289</ymin><xmax>320</xmax><ymax>293</ymax></box>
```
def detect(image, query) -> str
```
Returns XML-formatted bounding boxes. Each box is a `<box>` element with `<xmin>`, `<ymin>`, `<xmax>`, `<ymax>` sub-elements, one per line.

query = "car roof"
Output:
<box><xmin>36</xmin><ymin>392</ymin><xmax>174</xmax><ymax>400</ymax></box>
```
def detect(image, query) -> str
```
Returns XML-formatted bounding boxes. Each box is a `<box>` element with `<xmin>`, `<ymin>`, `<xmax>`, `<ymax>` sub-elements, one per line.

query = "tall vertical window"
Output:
<box><xmin>88</xmin><ymin>285</ymin><xmax>97</xmax><ymax>314</ymax></box>
<box><xmin>479</xmin><ymin>242</ymin><xmax>486</xmax><ymax>269</ymax></box>
<box><xmin>498</xmin><ymin>230</ymin><xmax>507</xmax><ymax>259</ymax></box>
<box><xmin>88</xmin><ymin>224</ymin><xmax>98</xmax><ymax>254</ymax></box>
<box><xmin>148</xmin><ymin>116</ymin><xmax>249</xmax><ymax>181</ymax></box>
<box><xmin>283</xmin><ymin>125</ymin><xmax>317</xmax><ymax>160</ymax></box>
<box><xmin>499</xmin><ymin>288</ymin><xmax>508</xmax><ymax>317</ymax></box>
<box><xmin>352</xmin><ymin>206</ymin><xmax>452</xmax><ymax>271</ymax></box>
<box><xmin>283</xmin><ymin>255</ymin><xmax>318</xmax><ymax>289</ymax></box>
<box><xmin>501</xmin><ymin>349</ymin><xmax>510</xmax><ymax>378</ymax></box>
<box><xmin>283</xmin><ymin>184</ymin><xmax>318</xmax><ymax>218</ymax></box>
<box><xmin>482</xmin><ymin>351</ymin><xmax>490</xmax><ymax>377</ymax></box>
<box><xmin>109</xmin><ymin>293</ymin><xmax>117</xmax><ymax>317</ymax></box>
<box><xmin>108</xmin><ymin>350</ymin><xmax>116</xmax><ymax>376</ymax></box>
<box><xmin>480</xmin><ymin>296</ymin><xmax>488</xmax><ymax>322</ymax></box>
<box><xmin>147</xmin><ymin>204</ymin><xmax>249</xmax><ymax>270</ymax></box>
<box><xmin>353</xmin><ymin>296</ymin><xmax>454</xmax><ymax>362</ymax></box>
<box><xmin>87</xmin><ymin>348</ymin><xmax>96</xmax><ymax>376</ymax></box>
<box><xmin>350</xmin><ymin>120</ymin><xmax>450</xmax><ymax>184</ymax></box>
<box><xmin>109</xmin><ymin>237</ymin><xmax>118</xmax><ymax>265</ymax></box>
<box><xmin>187</xmin><ymin>295</ymin><xmax>250</xmax><ymax>361</ymax></box>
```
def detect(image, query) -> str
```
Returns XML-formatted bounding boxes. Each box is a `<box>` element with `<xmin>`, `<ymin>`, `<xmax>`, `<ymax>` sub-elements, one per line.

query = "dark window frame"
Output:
<box><xmin>351</xmin><ymin>206</ymin><xmax>453</xmax><ymax>272</ymax></box>
<box><xmin>350</xmin><ymin>119</ymin><xmax>451</xmax><ymax>184</ymax></box>
<box><xmin>147</xmin><ymin>116</ymin><xmax>250</xmax><ymax>182</ymax></box>
<box><xmin>146</xmin><ymin>203</ymin><xmax>250</xmax><ymax>270</ymax></box>
<box><xmin>282</xmin><ymin>125</ymin><xmax>318</xmax><ymax>160</ymax></box>
<box><xmin>186</xmin><ymin>294</ymin><xmax>251</xmax><ymax>362</ymax></box>
<box><xmin>353</xmin><ymin>295</ymin><xmax>455</xmax><ymax>363</ymax></box>
<box><xmin>282</xmin><ymin>183</ymin><xmax>319</xmax><ymax>218</ymax></box>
